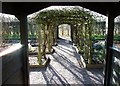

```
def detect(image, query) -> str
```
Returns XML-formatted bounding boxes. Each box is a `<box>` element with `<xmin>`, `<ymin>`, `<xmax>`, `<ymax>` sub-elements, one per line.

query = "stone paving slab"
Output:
<box><xmin>29</xmin><ymin>39</ymin><xmax>104</xmax><ymax>86</ymax></box>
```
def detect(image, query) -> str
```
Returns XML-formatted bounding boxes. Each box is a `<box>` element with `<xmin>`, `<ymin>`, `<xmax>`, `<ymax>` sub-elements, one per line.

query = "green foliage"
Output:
<box><xmin>34</xmin><ymin>6</ymin><xmax>94</xmax><ymax>25</ymax></box>
<box><xmin>3</xmin><ymin>34</ymin><xmax>20</xmax><ymax>40</ymax></box>
<box><xmin>113</xmin><ymin>35</ymin><xmax>120</xmax><ymax>41</ymax></box>
<box><xmin>33</xmin><ymin>6</ymin><xmax>96</xmax><ymax>64</ymax></box>
<box><xmin>92</xmin><ymin>34</ymin><xmax>120</xmax><ymax>41</ymax></box>
<box><xmin>2</xmin><ymin>34</ymin><xmax>37</xmax><ymax>40</ymax></box>
<box><xmin>92</xmin><ymin>35</ymin><xmax>106</xmax><ymax>40</ymax></box>
<box><xmin>93</xmin><ymin>43</ymin><xmax>105</xmax><ymax>64</ymax></box>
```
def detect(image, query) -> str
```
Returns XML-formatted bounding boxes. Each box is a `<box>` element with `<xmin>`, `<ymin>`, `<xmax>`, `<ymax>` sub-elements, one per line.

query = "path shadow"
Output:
<box><xmin>41</xmin><ymin>64</ymin><xmax>70</xmax><ymax>85</ymax></box>
<box><xmin>52</xmin><ymin>50</ymin><xmax>103</xmax><ymax>85</ymax></box>
<box><xmin>29</xmin><ymin>38</ymin><xmax>104</xmax><ymax>85</ymax></box>
<box><xmin>51</xmin><ymin>39</ymin><xmax>104</xmax><ymax>85</ymax></box>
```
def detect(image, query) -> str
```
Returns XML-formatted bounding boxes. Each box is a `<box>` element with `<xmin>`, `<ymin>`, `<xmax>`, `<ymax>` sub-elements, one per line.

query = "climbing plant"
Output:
<box><xmin>0</xmin><ymin>14</ymin><xmax>20</xmax><ymax>47</ymax></box>
<box><xmin>34</xmin><ymin>6</ymin><xmax>96</xmax><ymax>65</ymax></box>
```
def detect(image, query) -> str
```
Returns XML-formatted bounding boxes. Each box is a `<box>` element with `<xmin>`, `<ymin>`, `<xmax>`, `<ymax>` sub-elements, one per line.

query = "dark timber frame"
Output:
<box><xmin>17</xmin><ymin>14</ymin><xmax>29</xmax><ymax>85</ymax></box>
<box><xmin>1</xmin><ymin>2</ymin><xmax>120</xmax><ymax>86</ymax></box>
<box><xmin>104</xmin><ymin>12</ymin><xmax>115</xmax><ymax>86</ymax></box>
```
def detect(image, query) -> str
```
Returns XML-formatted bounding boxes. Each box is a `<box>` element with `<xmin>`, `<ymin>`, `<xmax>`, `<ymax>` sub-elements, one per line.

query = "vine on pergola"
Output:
<box><xmin>34</xmin><ymin>6</ymin><xmax>95</xmax><ymax>65</ymax></box>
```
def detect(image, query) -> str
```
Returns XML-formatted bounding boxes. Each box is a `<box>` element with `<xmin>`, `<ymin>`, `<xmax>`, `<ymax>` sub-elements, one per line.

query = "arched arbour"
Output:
<box><xmin>54</xmin><ymin>15</ymin><xmax>95</xmax><ymax>63</ymax></box>
<box><xmin>114</xmin><ymin>15</ymin><xmax>120</xmax><ymax>35</ymax></box>
<box><xmin>56</xmin><ymin>22</ymin><xmax>75</xmax><ymax>41</ymax></box>
<box><xmin>58</xmin><ymin>24</ymin><xmax>71</xmax><ymax>40</ymax></box>
<box><xmin>113</xmin><ymin>15</ymin><xmax>120</xmax><ymax>47</ymax></box>
<box><xmin>34</xmin><ymin>6</ymin><xmax>95</xmax><ymax>65</ymax></box>
<box><xmin>56</xmin><ymin>19</ymin><xmax>83</xmax><ymax>44</ymax></box>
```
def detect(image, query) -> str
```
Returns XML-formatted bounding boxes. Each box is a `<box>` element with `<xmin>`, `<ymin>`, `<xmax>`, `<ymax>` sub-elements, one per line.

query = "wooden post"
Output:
<box><xmin>57</xmin><ymin>26</ymin><xmax>59</xmax><ymax>39</ymax></box>
<box><xmin>80</xmin><ymin>23</ymin><xmax>84</xmax><ymax>52</ymax></box>
<box><xmin>104</xmin><ymin>13</ymin><xmax>115</xmax><ymax>86</ymax></box>
<box><xmin>75</xmin><ymin>25</ymin><xmax>77</xmax><ymax>44</ymax></box>
<box><xmin>53</xmin><ymin>24</ymin><xmax>56</xmax><ymax>44</ymax></box>
<box><xmin>17</xmin><ymin>14</ymin><xmax>29</xmax><ymax>85</ymax></box>
<box><xmin>71</xmin><ymin>24</ymin><xmax>73</xmax><ymax>42</ymax></box>
<box><xmin>88</xmin><ymin>22</ymin><xmax>92</xmax><ymax>64</ymax></box>
<box><xmin>48</xmin><ymin>23</ymin><xmax>52</xmax><ymax>52</ymax></box>
<box><xmin>52</xmin><ymin>24</ymin><xmax>55</xmax><ymax>45</ymax></box>
<box><xmin>84</xmin><ymin>24</ymin><xmax>88</xmax><ymax>61</ymax></box>
<box><xmin>37</xmin><ymin>24</ymin><xmax>42</xmax><ymax>65</ymax></box>
<box><xmin>53</xmin><ymin>25</ymin><xmax>57</xmax><ymax>44</ymax></box>
<box><xmin>43</xmin><ymin>24</ymin><xmax>47</xmax><ymax>59</ymax></box>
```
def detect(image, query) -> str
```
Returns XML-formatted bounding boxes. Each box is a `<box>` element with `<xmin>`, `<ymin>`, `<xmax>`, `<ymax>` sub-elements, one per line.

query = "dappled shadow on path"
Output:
<box><xmin>29</xmin><ymin>38</ymin><xmax>104</xmax><ymax>85</ymax></box>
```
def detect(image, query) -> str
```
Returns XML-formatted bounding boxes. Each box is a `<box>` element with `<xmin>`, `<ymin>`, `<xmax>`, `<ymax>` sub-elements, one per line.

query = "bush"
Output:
<box><xmin>92</xmin><ymin>35</ymin><xmax>106</xmax><ymax>40</ymax></box>
<box><xmin>92</xmin><ymin>41</ymin><xmax>105</xmax><ymax>64</ymax></box>
<box><xmin>114</xmin><ymin>35</ymin><xmax>120</xmax><ymax>41</ymax></box>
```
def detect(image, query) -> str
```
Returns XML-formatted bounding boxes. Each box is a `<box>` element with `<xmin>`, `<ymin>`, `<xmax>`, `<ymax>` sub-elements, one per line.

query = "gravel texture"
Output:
<box><xmin>29</xmin><ymin>39</ymin><xmax>104</xmax><ymax>86</ymax></box>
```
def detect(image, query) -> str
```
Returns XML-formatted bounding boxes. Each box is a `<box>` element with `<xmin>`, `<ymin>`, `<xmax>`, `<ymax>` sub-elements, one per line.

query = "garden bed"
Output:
<box><xmin>81</xmin><ymin>57</ymin><xmax>104</xmax><ymax>69</ymax></box>
<box><xmin>29</xmin><ymin>55</ymin><xmax>51</xmax><ymax>68</ymax></box>
<box><xmin>79</xmin><ymin>54</ymin><xmax>104</xmax><ymax>69</ymax></box>
<box><xmin>29</xmin><ymin>47</ymin><xmax>55</xmax><ymax>55</ymax></box>
<box><xmin>73</xmin><ymin>42</ymin><xmax>104</xmax><ymax>69</ymax></box>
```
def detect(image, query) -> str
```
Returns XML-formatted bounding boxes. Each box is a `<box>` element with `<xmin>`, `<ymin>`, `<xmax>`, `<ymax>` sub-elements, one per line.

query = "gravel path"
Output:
<box><xmin>29</xmin><ymin>39</ymin><xmax>104</xmax><ymax>86</ymax></box>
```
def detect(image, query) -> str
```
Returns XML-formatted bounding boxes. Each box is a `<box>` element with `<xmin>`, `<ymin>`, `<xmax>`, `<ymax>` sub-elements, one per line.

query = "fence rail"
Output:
<box><xmin>110</xmin><ymin>47</ymin><xmax>120</xmax><ymax>85</ymax></box>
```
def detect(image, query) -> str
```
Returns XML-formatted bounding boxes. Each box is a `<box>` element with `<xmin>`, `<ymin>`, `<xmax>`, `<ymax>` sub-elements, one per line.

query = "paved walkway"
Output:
<box><xmin>29</xmin><ymin>38</ymin><xmax>104</xmax><ymax>85</ymax></box>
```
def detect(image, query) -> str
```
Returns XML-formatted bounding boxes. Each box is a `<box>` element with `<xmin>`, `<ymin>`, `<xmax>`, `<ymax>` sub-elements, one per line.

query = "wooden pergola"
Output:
<box><xmin>1</xmin><ymin>2</ymin><xmax>120</xmax><ymax>86</ymax></box>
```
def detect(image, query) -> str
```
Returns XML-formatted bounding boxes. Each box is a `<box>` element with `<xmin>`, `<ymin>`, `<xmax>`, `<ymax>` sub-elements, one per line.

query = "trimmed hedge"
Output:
<box><xmin>92</xmin><ymin>35</ymin><xmax>120</xmax><ymax>41</ymax></box>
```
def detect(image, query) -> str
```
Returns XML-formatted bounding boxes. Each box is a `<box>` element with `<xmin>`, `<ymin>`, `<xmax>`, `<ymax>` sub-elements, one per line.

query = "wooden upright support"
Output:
<box><xmin>57</xmin><ymin>26</ymin><xmax>59</xmax><ymax>39</ymax></box>
<box><xmin>71</xmin><ymin>24</ymin><xmax>73</xmax><ymax>42</ymax></box>
<box><xmin>48</xmin><ymin>23</ymin><xmax>51</xmax><ymax>52</ymax></box>
<box><xmin>75</xmin><ymin>26</ymin><xmax>77</xmax><ymax>44</ymax></box>
<box><xmin>37</xmin><ymin>24</ymin><xmax>42</xmax><ymax>64</ymax></box>
<box><xmin>104</xmin><ymin>12</ymin><xmax>115</xmax><ymax>86</ymax></box>
<box><xmin>16</xmin><ymin>14</ymin><xmax>29</xmax><ymax>85</ymax></box>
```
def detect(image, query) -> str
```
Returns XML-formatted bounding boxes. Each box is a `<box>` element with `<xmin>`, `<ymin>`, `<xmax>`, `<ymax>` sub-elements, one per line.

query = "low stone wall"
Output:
<box><xmin>1</xmin><ymin>44</ymin><xmax>25</xmax><ymax>85</ymax></box>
